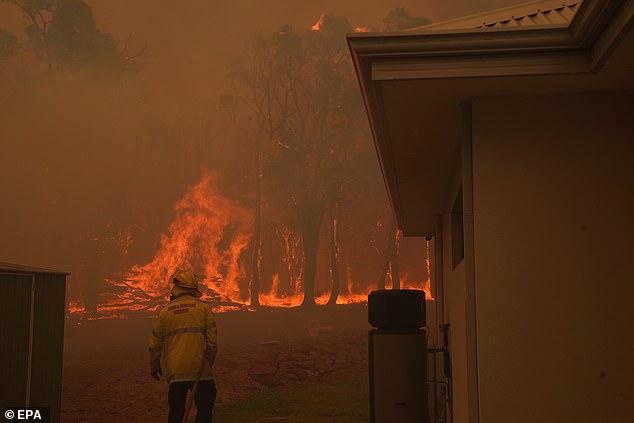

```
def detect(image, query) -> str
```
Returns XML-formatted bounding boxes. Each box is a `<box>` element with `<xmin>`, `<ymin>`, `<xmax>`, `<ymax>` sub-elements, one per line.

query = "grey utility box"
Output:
<box><xmin>369</xmin><ymin>289</ymin><xmax>428</xmax><ymax>423</ymax></box>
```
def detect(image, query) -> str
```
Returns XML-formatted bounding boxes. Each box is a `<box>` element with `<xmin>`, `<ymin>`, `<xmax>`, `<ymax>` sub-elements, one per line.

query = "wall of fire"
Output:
<box><xmin>0</xmin><ymin>263</ymin><xmax>67</xmax><ymax>423</ymax></box>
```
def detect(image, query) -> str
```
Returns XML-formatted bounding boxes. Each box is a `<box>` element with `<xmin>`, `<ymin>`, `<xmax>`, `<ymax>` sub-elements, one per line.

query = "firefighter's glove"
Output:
<box><xmin>151</xmin><ymin>366</ymin><xmax>162</xmax><ymax>381</ymax></box>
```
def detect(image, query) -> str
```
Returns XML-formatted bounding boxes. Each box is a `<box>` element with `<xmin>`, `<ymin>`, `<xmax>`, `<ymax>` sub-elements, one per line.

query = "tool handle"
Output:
<box><xmin>181</xmin><ymin>350</ymin><xmax>207</xmax><ymax>423</ymax></box>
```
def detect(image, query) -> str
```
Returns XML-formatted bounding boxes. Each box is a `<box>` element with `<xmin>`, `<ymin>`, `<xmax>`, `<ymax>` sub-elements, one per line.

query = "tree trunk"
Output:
<box><xmin>390</xmin><ymin>231</ymin><xmax>400</xmax><ymax>289</ymax></box>
<box><xmin>327</xmin><ymin>213</ymin><xmax>340</xmax><ymax>306</ymax></box>
<box><xmin>250</xmin><ymin>134</ymin><xmax>263</xmax><ymax>307</ymax></box>
<box><xmin>377</xmin><ymin>217</ymin><xmax>397</xmax><ymax>290</ymax></box>
<box><xmin>300</xmin><ymin>214</ymin><xmax>322</xmax><ymax>307</ymax></box>
<box><xmin>250</xmin><ymin>199</ymin><xmax>261</xmax><ymax>307</ymax></box>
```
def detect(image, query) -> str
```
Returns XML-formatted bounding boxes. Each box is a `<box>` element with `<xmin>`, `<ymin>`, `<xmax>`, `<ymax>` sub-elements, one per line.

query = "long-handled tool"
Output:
<box><xmin>181</xmin><ymin>350</ymin><xmax>208</xmax><ymax>423</ymax></box>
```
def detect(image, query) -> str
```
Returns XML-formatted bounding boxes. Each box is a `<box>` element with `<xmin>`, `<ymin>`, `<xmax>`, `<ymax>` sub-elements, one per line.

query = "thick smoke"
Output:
<box><xmin>0</xmin><ymin>0</ymin><xmax>522</xmax><ymax>311</ymax></box>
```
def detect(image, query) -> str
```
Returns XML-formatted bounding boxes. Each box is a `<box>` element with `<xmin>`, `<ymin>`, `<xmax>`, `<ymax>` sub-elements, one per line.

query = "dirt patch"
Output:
<box><xmin>61</xmin><ymin>304</ymin><xmax>370</xmax><ymax>421</ymax></box>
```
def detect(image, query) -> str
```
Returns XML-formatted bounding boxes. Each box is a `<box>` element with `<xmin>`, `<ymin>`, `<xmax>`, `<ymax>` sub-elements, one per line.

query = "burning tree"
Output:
<box><xmin>225</xmin><ymin>14</ymin><xmax>373</xmax><ymax>307</ymax></box>
<box><xmin>222</xmin><ymin>29</ymin><xmax>285</xmax><ymax>307</ymax></box>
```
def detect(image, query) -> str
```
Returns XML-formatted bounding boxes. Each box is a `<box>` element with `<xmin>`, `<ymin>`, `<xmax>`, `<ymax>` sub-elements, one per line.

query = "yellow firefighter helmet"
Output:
<box><xmin>173</xmin><ymin>270</ymin><xmax>197</xmax><ymax>289</ymax></box>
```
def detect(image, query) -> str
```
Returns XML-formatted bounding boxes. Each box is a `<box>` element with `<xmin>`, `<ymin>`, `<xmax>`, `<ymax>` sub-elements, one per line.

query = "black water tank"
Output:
<box><xmin>368</xmin><ymin>289</ymin><xmax>426</xmax><ymax>329</ymax></box>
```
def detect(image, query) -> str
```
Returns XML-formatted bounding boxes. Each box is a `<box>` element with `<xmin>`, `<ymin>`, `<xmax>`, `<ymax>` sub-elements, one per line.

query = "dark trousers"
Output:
<box><xmin>168</xmin><ymin>379</ymin><xmax>216</xmax><ymax>423</ymax></box>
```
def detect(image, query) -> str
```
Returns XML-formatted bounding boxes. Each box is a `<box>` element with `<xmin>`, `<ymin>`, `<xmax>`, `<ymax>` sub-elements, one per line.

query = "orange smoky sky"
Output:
<box><xmin>82</xmin><ymin>0</ymin><xmax>524</xmax><ymax>102</ymax></box>
<box><xmin>0</xmin><ymin>0</ymin><xmax>523</xmax><ymax>79</ymax></box>
<box><xmin>0</xmin><ymin>0</ymin><xmax>524</xmax><ymax>113</ymax></box>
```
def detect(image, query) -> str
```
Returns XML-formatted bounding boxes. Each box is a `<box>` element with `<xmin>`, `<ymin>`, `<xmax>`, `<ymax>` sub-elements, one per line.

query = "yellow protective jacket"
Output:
<box><xmin>149</xmin><ymin>294</ymin><xmax>217</xmax><ymax>384</ymax></box>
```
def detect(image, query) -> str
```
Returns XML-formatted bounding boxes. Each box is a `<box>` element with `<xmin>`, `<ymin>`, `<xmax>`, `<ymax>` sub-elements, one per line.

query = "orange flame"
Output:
<box><xmin>124</xmin><ymin>170</ymin><xmax>253</xmax><ymax>303</ymax></box>
<box><xmin>67</xmin><ymin>299</ymin><xmax>86</xmax><ymax>315</ymax></box>
<box><xmin>67</xmin><ymin>170</ymin><xmax>434</xmax><ymax>320</ymax></box>
<box><xmin>311</xmin><ymin>14</ymin><xmax>326</xmax><ymax>31</ymax></box>
<box><xmin>259</xmin><ymin>273</ymin><xmax>302</xmax><ymax>307</ymax></box>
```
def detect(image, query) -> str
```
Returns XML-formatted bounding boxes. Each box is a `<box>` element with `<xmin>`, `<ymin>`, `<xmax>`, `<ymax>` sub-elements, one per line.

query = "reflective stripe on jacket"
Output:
<box><xmin>149</xmin><ymin>294</ymin><xmax>218</xmax><ymax>384</ymax></box>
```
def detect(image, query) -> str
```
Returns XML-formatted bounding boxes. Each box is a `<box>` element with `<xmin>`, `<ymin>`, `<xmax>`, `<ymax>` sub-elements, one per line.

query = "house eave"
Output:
<box><xmin>348</xmin><ymin>25</ymin><xmax>577</xmax><ymax>58</ymax></box>
<box><xmin>347</xmin><ymin>0</ymin><xmax>634</xmax><ymax>236</ymax></box>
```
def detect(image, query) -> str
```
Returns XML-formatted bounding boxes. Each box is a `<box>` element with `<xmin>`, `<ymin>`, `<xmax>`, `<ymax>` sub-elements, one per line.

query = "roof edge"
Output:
<box><xmin>347</xmin><ymin>0</ymin><xmax>630</xmax><ymax>61</ymax></box>
<box><xmin>0</xmin><ymin>262</ymin><xmax>70</xmax><ymax>275</ymax></box>
<box><xmin>411</xmin><ymin>0</ymin><xmax>579</xmax><ymax>31</ymax></box>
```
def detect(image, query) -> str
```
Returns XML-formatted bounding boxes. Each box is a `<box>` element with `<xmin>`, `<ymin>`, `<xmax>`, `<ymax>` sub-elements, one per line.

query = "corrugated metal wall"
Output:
<box><xmin>0</xmin><ymin>270</ymin><xmax>66</xmax><ymax>423</ymax></box>
<box><xmin>31</xmin><ymin>273</ymin><xmax>66</xmax><ymax>422</ymax></box>
<box><xmin>0</xmin><ymin>273</ymin><xmax>32</xmax><ymax>408</ymax></box>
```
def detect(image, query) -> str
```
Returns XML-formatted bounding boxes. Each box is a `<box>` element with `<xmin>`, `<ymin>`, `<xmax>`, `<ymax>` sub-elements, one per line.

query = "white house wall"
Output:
<box><xmin>442</xmin><ymin>158</ymin><xmax>471</xmax><ymax>423</ymax></box>
<box><xmin>470</xmin><ymin>91</ymin><xmax>634</xmax><ymax>422</ymax></box>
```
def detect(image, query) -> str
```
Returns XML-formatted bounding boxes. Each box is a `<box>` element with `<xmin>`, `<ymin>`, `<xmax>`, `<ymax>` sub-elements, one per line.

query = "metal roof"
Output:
<box><xmin>0</xmin><ymin>262</ymin><xmax>69</xmax><ymax>275</ymax></box>
<box><xmin>413</xmin><ymin>1</ymin><xmax>579</xmax><ymax>31</ymax></box>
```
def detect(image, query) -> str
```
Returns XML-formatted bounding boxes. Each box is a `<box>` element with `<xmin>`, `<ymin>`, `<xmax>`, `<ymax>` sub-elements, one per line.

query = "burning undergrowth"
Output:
<box><xmin>98</xmin><ymin>170</ymin><xmax>252</xmax><ymax>317</ymax></box>
<box><xmin>67</xmin><ymin>169</ymin><xmax>433</xmax><ymax>321</ymax></box>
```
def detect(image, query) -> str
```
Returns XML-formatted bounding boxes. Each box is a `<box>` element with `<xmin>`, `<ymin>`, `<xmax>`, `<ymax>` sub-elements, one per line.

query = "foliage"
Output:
<box><xmin>382</xmin><ymin>7</ymin><xmax>431</xmax><ymax>31</ymax></box>
<box><xmin>2</xmin><ymin>0</ymin><xmax>138</xmax><ymax>75</ymax></box>
<box><xmin>0</xmin><ymin>28</ymin><xmax>17</xmax><ymax>69</ymax></box>
<box><xmin>0</xmin><ymin>27</ymin><xmax>15</xmax><ymax>79</ymax></box>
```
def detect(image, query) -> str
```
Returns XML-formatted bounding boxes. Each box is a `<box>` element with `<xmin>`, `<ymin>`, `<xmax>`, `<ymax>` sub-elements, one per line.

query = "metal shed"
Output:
<box><xmin>0</xmin><ymin>262</ymin><xmax>68</xmax><ymax>423</ymax></box>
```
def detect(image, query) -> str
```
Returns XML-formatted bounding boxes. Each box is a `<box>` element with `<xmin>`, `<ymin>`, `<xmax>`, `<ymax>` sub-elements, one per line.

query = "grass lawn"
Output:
<box><xmin>214</xmin><ymin>374</ymin><xmax>370</xmax><ymax>423</ymax></box>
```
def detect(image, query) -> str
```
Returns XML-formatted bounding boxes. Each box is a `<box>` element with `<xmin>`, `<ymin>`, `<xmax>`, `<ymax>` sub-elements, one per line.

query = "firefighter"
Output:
<box><xmin>149</xmin><ymin>270</ymin><xmax>218</xmax><ymax>423</ymax></box>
